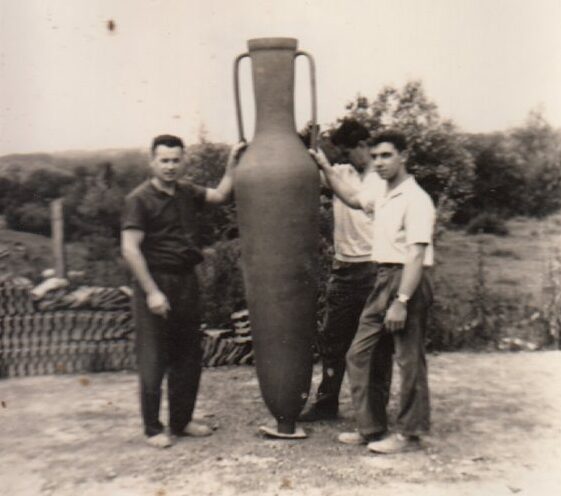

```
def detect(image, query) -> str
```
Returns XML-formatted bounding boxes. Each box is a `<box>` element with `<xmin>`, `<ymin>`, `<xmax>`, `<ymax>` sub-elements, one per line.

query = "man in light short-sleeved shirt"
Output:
<box><xmin>298</xmin><ymin>120</ymin><xmax>393</xmax><ymax>423</ymax></box>
<box><xmin>359</xmin><ymin>172</ymin><xmax>435</xmax><ymax>267</ymax></box>
<box><xmin>310</xmin><ymin>129</ymin><xmax>435</xmax><ymax>454</ymax></box>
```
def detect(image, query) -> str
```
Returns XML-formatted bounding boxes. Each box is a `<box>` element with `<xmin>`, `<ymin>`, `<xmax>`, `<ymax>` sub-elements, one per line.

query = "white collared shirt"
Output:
<box><xmin>329</xmin><ymin>165</ymin><xmax>384</xmax><ymax>262</ymax></box>
<box><xmin>357</xmin><ymin>176</ymin><xmax>435</xmax><ymax>266</ymax></box>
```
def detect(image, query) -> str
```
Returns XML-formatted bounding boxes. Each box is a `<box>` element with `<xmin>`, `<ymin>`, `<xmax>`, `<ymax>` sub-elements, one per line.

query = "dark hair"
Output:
<box><xmin>330</xmin><ymin>119</ymin><xmax>370</xmax><ymax>149</ymax></box>
<box><xmin>370</xmin><ymin>130</ymin><xmax>408</xmax><ymax>152</ymax></box>
<box><xmin>151</xmin><ymin>134</ymin><xmax>185</xmax><ymax>154</ymax></box>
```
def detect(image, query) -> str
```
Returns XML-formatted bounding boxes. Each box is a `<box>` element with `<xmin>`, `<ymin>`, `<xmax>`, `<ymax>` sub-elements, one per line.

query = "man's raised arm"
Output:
<box><xmin>309</xmin><ymin>148</ymin><xmax>363</xmax><ymax>209</ymax></box>
<box><xmin>205</xmin><ymin>141</ymin><xmax>247</xmax><ymax>205</ymax></box>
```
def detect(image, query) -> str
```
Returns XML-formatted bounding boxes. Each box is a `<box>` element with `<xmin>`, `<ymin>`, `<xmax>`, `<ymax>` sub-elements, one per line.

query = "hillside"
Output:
<box><xmin>0</xmin><ymin>223</ymin><xmax>89</xmax><ymax>283</ymax></box>
<box><xmin>0</xmin><ymin>148</ymin><xmax>148</xmax><ymax>178</ymax></box>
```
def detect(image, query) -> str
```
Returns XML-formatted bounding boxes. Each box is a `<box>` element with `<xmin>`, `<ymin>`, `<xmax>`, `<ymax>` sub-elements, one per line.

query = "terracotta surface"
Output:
<box><xmin>234</xmin><ymin>38</ymin><xmax>320</xmax><ymax>433</ymax></box>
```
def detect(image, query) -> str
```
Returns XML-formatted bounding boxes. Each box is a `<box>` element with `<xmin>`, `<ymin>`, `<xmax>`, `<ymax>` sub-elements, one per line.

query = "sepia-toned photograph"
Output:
<box><xmin>1</xmin><ymin>1</ymin><xmax>560</xmax><ymax>494</ymax></box>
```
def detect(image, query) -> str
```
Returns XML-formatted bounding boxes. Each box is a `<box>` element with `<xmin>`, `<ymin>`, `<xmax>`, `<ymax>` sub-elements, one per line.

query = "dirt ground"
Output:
<box><xmin>1</xmin><ymin>351</ymin><xmax>560</xmax><ymax>496</ymax></box>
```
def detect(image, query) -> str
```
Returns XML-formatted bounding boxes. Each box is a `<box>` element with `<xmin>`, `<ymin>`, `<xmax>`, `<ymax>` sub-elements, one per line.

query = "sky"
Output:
<box><xmin>1</xmin><ymin>0</ymin><xmax>561</xmax><ymax>155</ymax></box>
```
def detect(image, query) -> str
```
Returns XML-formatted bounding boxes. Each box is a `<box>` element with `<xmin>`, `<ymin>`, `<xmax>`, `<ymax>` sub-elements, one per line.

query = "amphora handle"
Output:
<box><xmin>233</xmin><ymin>50</ymin><xmax>318</xmax><ymax>150</ymax></box>
<box><xmin>233</xmin><ymin>53</ymin><xmax>250</xmax><ymax>143</ymax></box>
<box><xmin>295</xmin><ymin>50</ymin><xmax>318</xmax><ymax>151</ymax></box>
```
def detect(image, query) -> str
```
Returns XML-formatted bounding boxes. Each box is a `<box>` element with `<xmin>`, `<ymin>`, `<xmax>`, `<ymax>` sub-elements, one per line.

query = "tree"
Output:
<box><xmin>4</xmin><ymin>202</ymin><xmax>51</xmax><ymax>235</ymax></box>
<box><xmin>462</xmin><ymin>109</ymin><xmax>561</xmax><ymax>220</ymax></box>
<box><xmin>506</xmin><ymin>109</ymin><xmax>561</xmax><ymax>217</ymax></box>
<box><xmin>2</xmin><ymin>166</ymin><xmax>75</xmax><ymax>234</ymax></box>
<box><xmin>458</xmin><ymin>132</ymin><xmax>523</xmax><ymax>222</ymax></box>
<box><xmin>0</xmin><ymin>176</ymin><xmax>16</xmax><ymax>213</ymax></box>
<box><xmin>342</xmin><ymin>81</ymin><xmax>476</xmax><ymax>229</ymax></box>
<box><xmin>24</xmin><ymin>167</ymin><xmax>74</xmax><ymax>200</ymax></box>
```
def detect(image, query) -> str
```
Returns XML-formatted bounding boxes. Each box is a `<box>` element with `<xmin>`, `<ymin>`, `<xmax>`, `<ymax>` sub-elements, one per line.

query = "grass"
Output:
<box><xmin>433</xmin><ymin>212</ymin><xmax>561</xmax><ymax>349</ymax></box>
<box><xmin>0</xmin><ymin>224</ymin><xmax>91</xmax><ymax>284</ymax></box>
<box><xmin>436</xmin><ymin>212</ymin><xmax>561</xmax><ymax>310</ymax></box>
<box><xmin>0</xmin><ymin>229</ymin><xmax>54</xmax><ymax>282</ymax></box>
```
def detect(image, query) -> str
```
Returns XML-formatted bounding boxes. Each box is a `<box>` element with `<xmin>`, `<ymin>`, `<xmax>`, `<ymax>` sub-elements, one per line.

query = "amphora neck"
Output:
<box><xmin>248</xmin><ymin>38</ymin><xmax>298</xmax><ymax>134</ymax></box>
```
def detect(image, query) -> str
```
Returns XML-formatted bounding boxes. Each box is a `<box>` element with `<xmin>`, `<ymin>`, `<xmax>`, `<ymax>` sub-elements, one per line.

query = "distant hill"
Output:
<box><xmin>0</xmin><ymin>148</ymin><xmax>149</xmax><ymax>178</ymax></box>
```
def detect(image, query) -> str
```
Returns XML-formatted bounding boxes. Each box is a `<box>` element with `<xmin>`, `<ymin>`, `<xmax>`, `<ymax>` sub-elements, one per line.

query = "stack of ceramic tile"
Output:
<box><xmin>0</xmin><ymin>277</ymin><xmax>135</xmax><ymax>377</ymax></box>
<box><xmin>201</xmin><ymin>309</ymin><xmax>254</xmax><ymax>367</ymax></box>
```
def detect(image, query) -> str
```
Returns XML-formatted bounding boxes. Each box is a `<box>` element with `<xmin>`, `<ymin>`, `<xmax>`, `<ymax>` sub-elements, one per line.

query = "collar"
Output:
<box><xmin>149</xmin><ymin>178</ymin><xmax>176</xmax><ymax>197</ymax></box>
<box><xmin>381</xmin><ymin>176</ymin><xmax>416</xmax><ymax>202</ymax></box>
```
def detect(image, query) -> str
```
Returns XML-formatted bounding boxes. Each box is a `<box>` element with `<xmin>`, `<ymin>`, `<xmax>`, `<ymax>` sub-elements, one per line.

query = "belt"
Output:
<box><xmin>377</xmin><ymin>263</ymin><xmax>403</xmax><ymax>268</ymax></box>
<box><xmin>332</xmin><ymin>260</ymin><xmax>374</xmax><ymax>270</ymax></box>
<box><xmin>150</xmin><ymin>267</ymin><xmax>194</xmax><ymax>276</ymax></box>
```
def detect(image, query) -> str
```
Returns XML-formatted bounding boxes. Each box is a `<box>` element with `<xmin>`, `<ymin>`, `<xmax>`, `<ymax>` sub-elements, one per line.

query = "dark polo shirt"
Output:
<box><xmin>122</xmin><ymin>179</ymin><xmax>207</xmax><ymax>273</ymax></box>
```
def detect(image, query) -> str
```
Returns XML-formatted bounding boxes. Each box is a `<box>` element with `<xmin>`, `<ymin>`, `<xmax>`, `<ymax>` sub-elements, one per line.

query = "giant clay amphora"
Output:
<box><xmin>233</xmin><ymin>38</ymin><xmax>319</xmax><ymax>437</ymax></box>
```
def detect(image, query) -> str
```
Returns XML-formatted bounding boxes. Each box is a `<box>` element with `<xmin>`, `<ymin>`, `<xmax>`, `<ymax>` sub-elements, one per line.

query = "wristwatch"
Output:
<box><xmin>396</xmin><ymin>293</ymin><xmax>410</xmax><ymax>304</ymax></box>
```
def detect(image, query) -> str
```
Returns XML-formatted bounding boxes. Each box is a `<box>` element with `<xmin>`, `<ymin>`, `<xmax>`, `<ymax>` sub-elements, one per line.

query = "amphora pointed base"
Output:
<box><xmin>259</xmin><ymin>423</ymin><xmax>307</xmax><ymax>440</ymax></box>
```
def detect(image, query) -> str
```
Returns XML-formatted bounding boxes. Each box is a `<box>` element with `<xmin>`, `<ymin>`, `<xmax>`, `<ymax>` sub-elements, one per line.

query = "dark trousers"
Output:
<box><xmin>314</xmin><ymin>261</ymin><xmax>394</xmax><ymax>413</ymax></box>
<box><xmin>346</xmin><ymin>265</ymin><xmax>433</xmax><ymax>437</ymax></box>
<box><xmin>132</xmin><ymin>270</ymin><xmax>202</xmax><ymax>437</ymax></box>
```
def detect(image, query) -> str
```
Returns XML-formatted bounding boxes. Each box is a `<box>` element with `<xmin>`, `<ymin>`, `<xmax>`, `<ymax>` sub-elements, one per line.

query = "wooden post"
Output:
<box><xmin>50</xmin><ymin>198</ymin><xmax>66</xmax><ymax>278</ymax></box>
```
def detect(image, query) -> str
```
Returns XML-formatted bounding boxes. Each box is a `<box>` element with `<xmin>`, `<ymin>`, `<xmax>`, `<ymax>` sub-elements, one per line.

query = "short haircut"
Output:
<box><xmin>330</xmin><ymin>119</ymin><xmax>370</xmax><ymax>149</ymax></box>
<box><xmin>370</xmin><ymin>130</ymin><xmax>408</xmax><ymax>152</ymax></box>
<box><xmin>151</xmin><ymin>134</ymin><xmax>185</xmax><ymax>154</ymax></box>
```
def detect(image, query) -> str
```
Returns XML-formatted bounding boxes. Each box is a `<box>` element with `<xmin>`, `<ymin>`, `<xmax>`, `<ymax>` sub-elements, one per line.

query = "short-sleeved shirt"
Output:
<box><xmin>331</xmin><ymin>164</ymin><xmax>383</xmax><ymax>263</ymax></box>
<box><xmin>121</xmin><ymin>179</ymin><xmax>207</xmax><ymax>272</ymax></box>
<box><xmin>357</xmin><ymin>176</ymin><xmax>435</xmax><ymax>266</ymax></box>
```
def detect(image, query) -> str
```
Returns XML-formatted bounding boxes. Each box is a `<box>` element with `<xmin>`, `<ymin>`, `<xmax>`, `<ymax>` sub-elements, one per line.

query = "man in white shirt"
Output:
<box><xmin>310</xmin><ymin>129</ymin><xmax>435</xmax><ymax>454</ymax></box>
<box><xmin>299</xmin><ymin>120</ymin><xmax>393</xmax><ymax>422</ymax></box>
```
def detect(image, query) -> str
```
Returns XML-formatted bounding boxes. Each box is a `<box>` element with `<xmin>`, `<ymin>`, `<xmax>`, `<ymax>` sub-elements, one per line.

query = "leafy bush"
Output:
<box><xmin>185</xmin><ymin>143</ymin><xmax>239</xmax><ymax>246</ymax></box>
<box><xmin>0</xmin><ymin>176</ymin><xmax>16</xmax><ymax>213</ymax></box>
<box><xmin>197</xmin><ymin>239</ymin><xmax>245</xmax><ymax>328</ymax></box>
<box><xmin>23</xmin><ymin>167</ymin><xmax>74</xmax><ymax>200</ymax></box>
<box><xmin>459</xmin><ymin>111</ymin><xmax>561</xmax><ymax>222</ymax></box>
<box><xmin>5</xmin><ymin>202</ymin><xmax>52</xmax><ymax>235</ymax></box>
<box><xmin>466</xmin><ymin>213</ymin><xmax>509</xmax><ymax>236</ymax></box>
<box><xmin>456</xmin><ymin>132</ymin><xmax>523</xmax><ymax>223</ymax></box>
<box><xmin>83</xmin><ymin>235</ymin><xmax>128</xmax><ymax>287</ymax></box>
<box><xmin>3</xmin><ymin>166</ymin><xmax>76</xmax><ymax>234</ymax></box>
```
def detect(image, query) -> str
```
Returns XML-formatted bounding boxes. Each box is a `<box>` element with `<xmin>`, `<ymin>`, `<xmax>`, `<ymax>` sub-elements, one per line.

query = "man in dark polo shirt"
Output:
<box><xmin>121</xmin><ymin>134</ymin><xmax>245</xmax><ymax>448</ymax></box>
